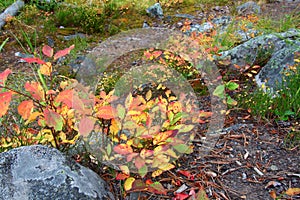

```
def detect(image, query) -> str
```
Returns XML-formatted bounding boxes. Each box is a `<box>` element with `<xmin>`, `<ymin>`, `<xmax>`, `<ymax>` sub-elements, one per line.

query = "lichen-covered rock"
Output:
<box><xmin>236</xmin><ymin>1</ymin><xmax>261</xmax><ymax>15</ymax></box>
<box><xmin>217</xmin><ymin>29</ymin><xmax>300</xmax><ymax>92</ymax></box>
<box><xmin>146</xmin><ymin>3</ymin><xmax>163</xmax><ymax>19</ymax></box>
<box><xmin>255</xmin><ymin>41</ymin><xmax>300</xmax><ymax>92</ymax></box>
<box><xmin>0</xmin><ymin>145</ymin><xmax>114</xmax><ymax>200</ymax></box>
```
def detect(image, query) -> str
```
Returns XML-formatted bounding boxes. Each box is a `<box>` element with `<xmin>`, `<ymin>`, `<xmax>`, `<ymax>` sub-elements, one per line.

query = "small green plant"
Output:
<box><xmin>213</xmin><ymin>80</ymin><xmax>239</xmax><ymax>106</ymax></box>
<box><xmin>0</xmin><ymin>38</ymin><xmax>9</xmax><ymax>52</ymax></box>
<box><xmin>284</xmin><ymin>129</ymin><xmax>300</xmax><ymax>149</ymax></box>
<box><xmin>239</xmin><ymin>57</ymin><xmax>300</xmax><ymax>121</ymax></box>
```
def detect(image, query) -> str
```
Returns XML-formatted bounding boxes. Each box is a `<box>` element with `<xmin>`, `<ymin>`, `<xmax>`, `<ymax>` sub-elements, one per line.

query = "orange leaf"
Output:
<box><xmin>113</xmin><ymin>144</ymin><xmax>133</xmax><ymax>155</ymax></box>
<box><xmin>286</xmin><ymin>188</ymin><xmax>300</xmax><ymax>196</ymax></box>
<box><xmin>18</xmin><ymin>100</ymin><xmax>34</xmax><ymax>120</ymax></box>
<box><xmin>0</xmin><ymin>91</ymin><xmax>12</xmax><ymax>117</ymax></box>
<box><xmin>42</xmin><ymin>45</ymin><xmax>53</xmax><ymax>58</ymax></box>
<box><xmin>55</xmin><ymin>89</ymin><xmax>74</xmax><ymax>108</ymax></box>
<box><xmin>97</xmin><ymin>105</ymin><xmax>116</xmax><ymax>119</ymax></box>
<box><xmin>40</xmin><ymin>62</ymin><xmax>52</xmax><ymax>76</ymax></box>
<box><xmin>0</xmin><ymin>68</ymin><xmax>12</xmax><ymax>86</ymax></box>
<box><xmin>153</xmin><ymin>130</ymin><xmax>176</xmax><ymax>145</ymax></box>
<box><xmin>24</xmin><ymin>81</ymin><xmax>44</xmax><ymax>101</ymax></box>
<box><xmin>199</xmin><ymin>111</ymin><xmax>213</xmax><ymax>118</ymax></box>
<box><xmin>269</xmin><ymin>190</ymin><xmax>276</xmax><ymax>199</ymax></box>
<box><xmin>54</xmin><ymin>45</ymin><xmax>75</xmax><ymax>60</ymax></box>
<box><xmin>78</xmin><ymin>116</ymin><xmax>95</xmax><ymax>136</ymax></box>
<box><xmin>115</xmin><ymin>173</ymin><xmax>129</xmax><ymax>180</ymax></box>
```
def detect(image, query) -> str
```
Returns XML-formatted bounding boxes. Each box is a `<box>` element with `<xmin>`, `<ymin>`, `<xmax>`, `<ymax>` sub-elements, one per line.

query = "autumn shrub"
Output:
<box><xmin>0</xmin><ymin>43</ymin><xmax>215</xmax><ymax>193</ymax></box>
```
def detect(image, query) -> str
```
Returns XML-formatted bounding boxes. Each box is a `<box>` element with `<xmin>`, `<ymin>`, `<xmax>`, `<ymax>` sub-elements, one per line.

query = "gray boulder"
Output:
<box><xmin>236</xmin><ymin>1</ymin><xmax>261</xmax><ymax>15</ymax></box>
<box><xmin>0</xmin><ymin>145</ymin><xmax>114</xmax><ymax>200</ymax></box>
<box><xmin>217</xmin><ymin>29</ymin><xmax>300</xmax><ymax>92</ymax></box>
<box><xmin>146</xmin><ymin>3</ymin><xmax>163</xmax><ymax>19</ymax></box>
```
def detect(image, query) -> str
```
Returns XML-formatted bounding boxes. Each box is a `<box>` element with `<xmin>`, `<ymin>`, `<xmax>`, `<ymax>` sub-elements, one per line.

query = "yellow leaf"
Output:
<box><xmin>124</xmin><ymin>177</ymin><xmax>135</xmax><ymax>191</ymax></box>
<box><xmin>119</xmin><ymin>165</ymin><xmax>130</xmax><ymax>175</ymax></box>
<box><xmin>25</xmin><ymin>112</ymin><xmax>42</xmax><ymax>125</ymax></box>
<box><xmin>40</xmin><ymin>62</ymin><xmax>52</xmax><ymax>76</ymax></box>
<box><xmin>286</xmin><ymin>188</ymin><xmax>300</xmax><ymax>196</ymax></box>
<box><xmin>152</xmin><ymin>169</ymin><xmax>163</xmax><ymax>178</ymax></box>
<box><xmin>158</xmin><ymin>163</ymin><xmax>175</xmax><ymax>171</ymax></box>
<box><xmin>145</xmin><ymin>90</ymin><xmax>152</xmax><ymax>101</ymax></box>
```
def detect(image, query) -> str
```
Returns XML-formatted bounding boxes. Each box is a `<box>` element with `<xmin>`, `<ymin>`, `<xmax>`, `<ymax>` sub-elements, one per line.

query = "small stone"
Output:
<box><xmin>146</xmin><ymin>3</ymin><xmax>164</xmax><ymax>19</ymax></box>
<box><xmin>142</xmin><ymin>21</ymin><xmax>150</xmax><ymax>28</ymax></box>
<box><xmin>236</xmin><ymin>1</ymin><xmax>261</xmax><ymax>15</ymax></box>
<box><xmin>270</xmin><ymin>165</ymin><xmax>279</xmax><ymax>171</ymax></box>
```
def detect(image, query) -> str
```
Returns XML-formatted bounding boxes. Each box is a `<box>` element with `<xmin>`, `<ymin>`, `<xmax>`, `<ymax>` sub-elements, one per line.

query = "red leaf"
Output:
<box><xmin>55</xmin><ymin>89</ymin><xmax>74</xmax><ymax>108</ymax></box>
<box><xmin>97</xmin><ymin>105</ymin><xmax>116</xmax><ymax>119</ymax></box>
<box><xmin>127</xmin><ymin>152</ymin><xmax>139</xmax><ymax>162</ymax></box>
<box><xmin>145</xmin><ymin>179</ymin><xmax>153</xmax><ymax>185</ymax></box>
<box><xmin>178</xmin><ymin>170</ymin><xmax>192</xmax><ymax>178</ymax></box>
<box><xmin>21</xmin><ymin>57</ymin><xmax>45</xmax><ymax>64</ymax></box>
<box><xmin>113</xmin><ymin>144</ymin><xmax>133</xmax><ymax>155</ymax></box>
<box><xmin>0</xmin><ymin>91</ymin><xmax>12</xmax><ymax>118</ymax></box>
<box><xmin>78</xmin><ymin>116</ymin><xmax>95</xmax><ymax>136</ymax></box>
<box><xmin>0</xmin><ymin>68</ymin><xmax>12</xmax><ymax>86</ymax></box>
<box><xmin>54</xmin><ymin>45</ymin><xmax>75</xmax><ymax>60</ymax></box>
<box><xmin>24</xmin><ymin>82</ymin><xmax>44</xmax><ymax>101</ymax></box>
<box><xmin>115</xmin><ymin>173</ymin><xmax>129</xmax><ymax>180</ymax></box>
<box><xmin>148</xmin><ymin>182</ymin><xmax>167</xmax><ymax>195</ymax></box>
<box><xmin>174</xmin><ymin>193</ymin><xmax>189</xmax><ymax>200</ymax></box>
<box><xmin>18</xmin><ymin>100</ymin><xmax>34</xmax><ymax>120</ymax></box>
<box><xmin>42</xmin><ymin>45</ymin><xmax>53</xmax><ymax>58</ymax></box>
<box><xmin>43</xmin><ymin>109</ymin><xmax>64</xmax><ymax>131</ymax></box>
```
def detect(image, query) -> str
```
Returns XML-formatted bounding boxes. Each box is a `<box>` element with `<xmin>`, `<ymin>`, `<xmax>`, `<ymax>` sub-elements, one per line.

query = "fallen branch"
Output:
<box><xmin>0</xmin><ymin>0</ymin><xmax>25</xmax><ymax>29</ymax></box>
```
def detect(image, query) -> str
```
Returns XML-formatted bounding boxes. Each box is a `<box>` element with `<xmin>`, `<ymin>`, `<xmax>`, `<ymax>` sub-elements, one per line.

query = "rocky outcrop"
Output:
<box><xmin>0</xmin><ymin>145</ymin><xmax>114</xmax><ymax>200</ymax></box>
<box><xmin>217</xmin><ymin>29</ymin><xmax>300</xmax><ymax>92</ymax></box>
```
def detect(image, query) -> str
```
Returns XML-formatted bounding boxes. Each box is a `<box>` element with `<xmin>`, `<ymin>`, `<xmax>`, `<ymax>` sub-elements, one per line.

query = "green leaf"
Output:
<box><xmin>226</xmin><ymin>95</ymin><xmax>237</xmax><ymax>106</ymax></box>
<box><xmin>107</xmin><ymin>143</ymin><xmax>112</xmax><ymax>156</ymax></box>
<box><xmin>213</xmin><ymin>85</ymin><xmax>225</xmax><ymax>98</ymax></box>
<box><xmin>148</xmin><ymin>182</ymin><xmax>167</xmax><ymax>195</ymax></box>
<box><xmin>117</xmin><ymin>104</ymin><xmax>126</xmax><ymax>120</ymax></box>
<box><xmin>174</xmin><ymin>144</ymin><xmax>193</xmax><ymax>154</ymax></box>
<box><xmin>43</xmin><ymin>109</ymin><xmax>64</xmax><ymax>131</ymax></box>
<box><xmin>170</xmin><ymin>112</ymin><xmax>182</xmax><ymax>125</ymax></box>
<box><xmin>226</xmin><ymin>81</ymin><xmax>239</xmax><ymax>90</ymax></box>
<box><xmin>178</xmin><ymin>124</ymin><xmax>194</xmax><ymax>133</ymax></box>
<box><xmin>138</xmin><ymin>165</ymin><xmax>148</xmax><ymax>178</ymax></box>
